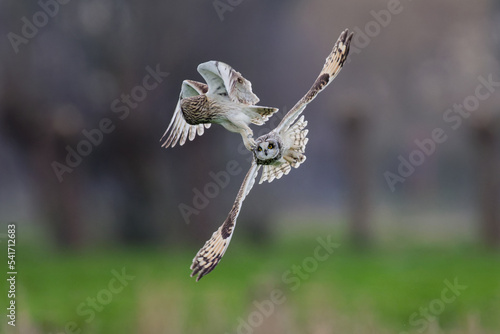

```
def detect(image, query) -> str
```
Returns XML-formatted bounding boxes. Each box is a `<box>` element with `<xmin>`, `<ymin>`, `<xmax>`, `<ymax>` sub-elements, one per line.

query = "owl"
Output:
<box><xmin>190</xmin><ymin>29</ymin><xmax>353</xmax><ymax>281</ymax></box>
<box><xmin>161</xmin><ymin>61</ymin><xmax>279</xmax><ymax>150</ymax></box>
<box><xmin>253</xmin><ymin>115</ymin><xmax>308</xmax><ymax>184</ymax></box>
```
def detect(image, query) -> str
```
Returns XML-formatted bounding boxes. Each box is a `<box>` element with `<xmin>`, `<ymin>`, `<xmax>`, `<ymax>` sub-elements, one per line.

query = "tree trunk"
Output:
<box><xmin>472</xmin><ymin>119</ymin><xmax>500</xmax><ymax>248</ymax></box>
<box><xmin>340</xmin><ymin>108</ymin><xmax>371</xmax><ymax>248</ymax></box>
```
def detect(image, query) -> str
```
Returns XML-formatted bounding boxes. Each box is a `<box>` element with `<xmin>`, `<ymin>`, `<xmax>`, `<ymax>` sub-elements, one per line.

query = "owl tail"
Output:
<box><xmin>244</xmin><ymin>105</ymin><xmax>279</xmax><ymax>125</ymax></box>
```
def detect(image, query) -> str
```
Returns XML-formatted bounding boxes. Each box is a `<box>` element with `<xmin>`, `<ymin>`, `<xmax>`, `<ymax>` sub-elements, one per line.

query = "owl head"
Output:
<box><xmin>253</xmin><ymin>136</ymin><xmax>282</xmax><ymax>165</ymax></box>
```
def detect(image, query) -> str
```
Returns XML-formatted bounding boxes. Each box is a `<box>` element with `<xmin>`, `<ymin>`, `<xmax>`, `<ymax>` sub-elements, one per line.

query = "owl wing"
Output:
<box><xmin>160</xmin><ymin>80</ymin><xmax>212</xmax><ymax>148</ymax></box>
<box><xmin>190</xmin><ymin>161</ymin><xmax>260</xmax><ymax>281</ymax></box>
<box><xmin>258</xmin><ymin>30</ymin><xmax>352</xmax><ymax>183</ymax></box>
<box><xmin>259</xmin><ymin>116</ymin><xmax>309</xmax><ymax>184</ymax></box>
<box><xmin>197</xmin><ymin>61</ymin><xmax>259</xmax><ymax>105</ymax></box>
<box><xmin>274</xmin><ymin>29</ymin><xmax>353</xmax><ymax>135</ymax></box>
<box><xmin>260</xmin><ymin>163</ymin><xmax>292</xmax><ymax>184</ymax></box>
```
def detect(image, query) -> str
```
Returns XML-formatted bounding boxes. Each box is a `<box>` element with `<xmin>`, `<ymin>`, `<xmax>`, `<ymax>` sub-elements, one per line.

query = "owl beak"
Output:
<box><xmin>264</xmin><ymin>149</ymin><xmax>268</xmax><ymax>156</ymax></box>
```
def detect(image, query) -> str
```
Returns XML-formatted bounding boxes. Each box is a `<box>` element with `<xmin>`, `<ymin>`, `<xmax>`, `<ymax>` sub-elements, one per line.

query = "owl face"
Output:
<box><xmin>253</xmin><ymin>138</ymin><xmax>281</xmax><ymax>164</ymax></box>
<box><xmin>232</xmin><ymin>76</ymin><xmax>259</xmax><ymax>105</ymax></box>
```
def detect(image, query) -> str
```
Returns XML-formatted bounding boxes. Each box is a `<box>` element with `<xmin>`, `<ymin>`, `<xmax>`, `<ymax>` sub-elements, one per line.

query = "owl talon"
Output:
<box><xmin>244</xmin><ymin>136</ymin><xmax>256</xmax><ymax>151</ymax></box>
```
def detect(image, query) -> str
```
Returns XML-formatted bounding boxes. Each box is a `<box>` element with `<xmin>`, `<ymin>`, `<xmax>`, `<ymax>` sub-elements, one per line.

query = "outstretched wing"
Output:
<box><xmin>160</xmin><ymin>80</ymin><xmax>211</xmax><ymax>148</ymax></box>
<box><xmin>197</xmin><ymin>61</ymin><xmax>260</xmax><ymax>105</ymax></box>
<box><xmin>259</xmin><ymin>116</ymin><xmax>309</xmax><ymax>184</ymax></box>
<box><xmin>260</xmin><ymin>164</ymin><xmax>292</xmax><ymax>184</ymax></box>
<box><xmin>190</xmin><ymin>162</ymin><xmax>260</xmax><ymax>281</ymax></box>
<box><xmin>274</xmin><ymin>29</ymin><xmax>353</xmax><ymax>134</ymax></box>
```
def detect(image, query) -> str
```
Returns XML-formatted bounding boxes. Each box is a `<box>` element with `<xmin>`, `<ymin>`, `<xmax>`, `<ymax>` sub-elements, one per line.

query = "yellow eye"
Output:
<box><xmin>257</xmin><ymin>147</ymin><xmax>262</xmax><ymax>152</ymax></box>
<box><xmin>268</xmin><ymin>144</ymin><xmax>274</xmax><ymax>149</ymax></box>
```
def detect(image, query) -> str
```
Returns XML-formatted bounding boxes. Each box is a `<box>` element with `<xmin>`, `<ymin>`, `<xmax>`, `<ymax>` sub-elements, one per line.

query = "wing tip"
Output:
<box><xmin>160</xmin><ymin>123</ymin><xmax>210</xmax><ymax>149</ymax></box>
<box><xmin>190</xmin><ymin>265</ymin><xmax>204</xmax><ymax>282</ymax></box>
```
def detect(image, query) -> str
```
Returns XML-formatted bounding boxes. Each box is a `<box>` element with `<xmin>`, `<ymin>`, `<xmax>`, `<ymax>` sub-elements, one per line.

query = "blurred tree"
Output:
<box><xmin>1</xmin><ymin>0</ymin><xmax>499</xmax><ymax>251</ymax></box>
<box><xmin>471</xmin><ymin>116</ymin><xmax>500</xmax><ymax>248</ymax></box>
<box><xmin>340</xmin><ymin>107</ymin><xmax>371</xmax><ymax>248</ymax></box>
<box><xmin>1</xmin><ymin>92</ymin><xmax>85</xmax><ymax>248</ymax></box>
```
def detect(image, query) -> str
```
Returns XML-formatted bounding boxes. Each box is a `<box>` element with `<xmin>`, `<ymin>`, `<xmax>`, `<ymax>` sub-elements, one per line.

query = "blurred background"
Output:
<box><xmin>1</xmin><ymin>0</ymin><xmax>500</xmax><ymax>333</ymax></box>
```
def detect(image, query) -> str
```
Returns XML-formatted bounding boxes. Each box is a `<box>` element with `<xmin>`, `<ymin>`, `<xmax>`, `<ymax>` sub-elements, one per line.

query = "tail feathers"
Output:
<box><xmin>243</xmin><ymin>105</ymin><xmax>279</xmax><ymax>125</ymax></box>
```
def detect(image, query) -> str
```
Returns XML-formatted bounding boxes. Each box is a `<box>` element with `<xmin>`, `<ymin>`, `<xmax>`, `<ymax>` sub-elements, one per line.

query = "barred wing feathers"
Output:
<box><xmin>160</xmin><ymin>80</ymin><xmax>211</xmax><ymax>148</ymax></box>
<box><xmin>275</xmin><ymin>29</ymin><xmax>353</xmax><ymax>134</ymax></box>
<box><xmin>259</xmin><ymin>116</ymin><xmax>309</xmax><ymax>184</ymax></box>
<box><xmin>190</xmin><ymin>162</ymin><xmax>260</xmax><ymax>281</ymax></box>
<box><xmin>258</xmin><ymin>29</ymin><xmax>353</xmax><ymax>183</ymax></box>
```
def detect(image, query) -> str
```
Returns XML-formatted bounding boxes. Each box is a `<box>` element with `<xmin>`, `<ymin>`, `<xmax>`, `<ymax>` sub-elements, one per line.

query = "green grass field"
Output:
<box><xmin>8</xmin><ymin>232</ymin><xmax>500</xmax><ymax>334</ymax></box>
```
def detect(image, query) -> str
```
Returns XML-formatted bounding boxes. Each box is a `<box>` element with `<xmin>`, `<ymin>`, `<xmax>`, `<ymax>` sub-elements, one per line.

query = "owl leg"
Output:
<box><xmin>240</xmin><ymin>130</ymin><xmax>256</xmax><ymax>151</ymax></box>
<box><xmin>230</xmin><ymin>122</ymin><xmax>255</xmax><ymax>150</ymax></box>
<box><xmin>223</xmin><ymin>116</ymin><xmax>256</xmax><ymax>150</ymax></box>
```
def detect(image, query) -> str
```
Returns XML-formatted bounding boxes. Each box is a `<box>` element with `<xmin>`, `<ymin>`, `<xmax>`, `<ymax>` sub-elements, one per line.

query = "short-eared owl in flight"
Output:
<box><xmin>161</xmin><ymin>61</ymin><xmax>279</xmax><ymax>150</ymax></box>
<box><xmin>190</xmin><ymin>29</ymin><xmax>353</xmax><ymax>281</ymax></box>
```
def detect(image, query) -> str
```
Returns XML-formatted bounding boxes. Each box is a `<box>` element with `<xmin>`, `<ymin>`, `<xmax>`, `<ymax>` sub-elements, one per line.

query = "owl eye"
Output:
<box><xmin>237</xmin><ymin>78</ymin><xmax>243</xmax><ymax>84</ymax></box>
<box><xmin>257</xmin><ymin>146</ymin><xmax>262</xmax><ymax>152</ymax></box>
<box><xmin>268</xmin><ymin>144</ymin><xmax>274</xmax><ymax>149</ymax></box>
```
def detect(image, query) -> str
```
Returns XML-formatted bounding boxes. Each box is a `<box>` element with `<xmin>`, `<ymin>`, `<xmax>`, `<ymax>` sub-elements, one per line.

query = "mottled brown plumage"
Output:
<box><xmin>161</xmin><ymin>61</ymin><xmax>279</xmax><ymax>150</ymax></box>
<box><xmin>180</xmin><ymin>95</ymin><xmax>218</xmax><ymax>125</ymax></box>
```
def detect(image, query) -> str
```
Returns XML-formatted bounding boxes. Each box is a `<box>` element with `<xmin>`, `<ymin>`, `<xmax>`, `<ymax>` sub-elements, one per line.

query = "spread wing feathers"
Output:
<box><xmin>161</xmin><ymin>80</ymin><xmax>211</xmax><ymax>148</ymax></box>
<box><xmin>197</xmin><ymin>61</ymin><xmax>259</xmax><ymax>105</ymax></box>
<box><xmin>275</xmin><ymin>29</ymin><xmax>353</xmax><ymax>134</ymax></box>
<box><xmin>190</xmin><ymin>162</ymin><xmax>261</xmax><ymax>281</ymax></box>
<box><xmin>259</xmin><ymin>116</ymin><xmax>309</xmax><ymax>184</ymax></box>
<box><xmin>283</xmin><ymin>115</ymin><xmax>309</xmax><ymax>154</ymax></box>
<box><xmin>259</xmin><ymin>164</ymin><xmax>292</xmax><ymax>184</ymax></box>
<box><xmin>181</xmin><ymin>79</ymin><xmax>208</xmax><ymax>97</ymax></box>
<box><xmin>244</xmin><ymin>105</ymin><xmax>280</xmax><ymax>125</ymax></box>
